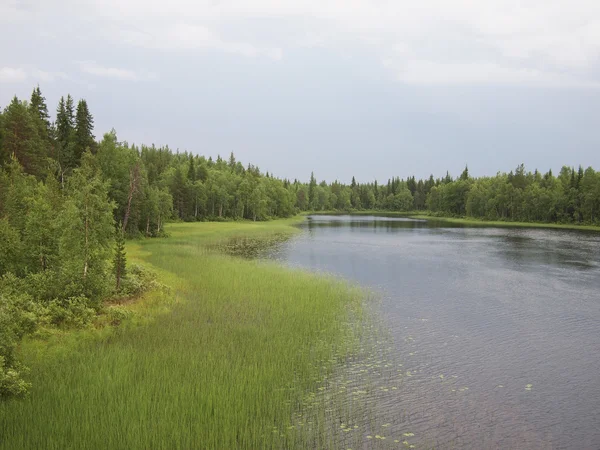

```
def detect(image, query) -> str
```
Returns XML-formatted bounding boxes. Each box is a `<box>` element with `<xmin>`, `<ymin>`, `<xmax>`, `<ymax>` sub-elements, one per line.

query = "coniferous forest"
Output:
<box><xmin>2</xmin><ymin>85</ymin><xmax>600</xmax><ymax>397</ymax></box>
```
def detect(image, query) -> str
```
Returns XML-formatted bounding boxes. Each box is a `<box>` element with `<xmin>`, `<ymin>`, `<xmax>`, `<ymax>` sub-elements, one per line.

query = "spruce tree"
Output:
<box><xmin>55</xmin><ymin>96</ymin><xmax>75</xmax><ymax>176</ymax></box>
<box><xmin>1</xmin><ymin>97</ymin><xmax>46</xmax><ymax>177</ymax></box>
<box><xmin>74</xmin><ymin>99</ymin><xmax>95</xmax><ymax>163</ymax></box>
<box><xmin>29</xmin><ymin>86</ymin><xmax>51</xmax><ymax>138</ymax></box>
<box><xmin>308</xmin><ymin>171</ymin><xmax>317</xmax><ymax>208</ymax></box>
<box><xmin>113</xmin><ymin>222</ymin><xmax>127</xmax><ymax>291</ymax></box>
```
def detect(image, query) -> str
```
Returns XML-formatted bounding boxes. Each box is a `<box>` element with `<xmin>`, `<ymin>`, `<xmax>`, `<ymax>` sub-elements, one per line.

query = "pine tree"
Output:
<box><xmin>113</xmin><ymin>222</ymin><xmax>127</xmax><ymax>291</ymax></box>
<box><xmin>1</xmin><ymin>97</ymin><xmax>46</xmax><ymax>177</ymax></box>
<box><xmin>74</xmin><ymin>99</ymin><xmax>95</xmax><ymax>163</ymax></box>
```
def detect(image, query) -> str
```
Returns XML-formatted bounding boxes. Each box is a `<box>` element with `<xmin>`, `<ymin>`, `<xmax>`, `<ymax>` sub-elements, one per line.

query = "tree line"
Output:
<box><xmin>296</xmin><ymin>165</ymin><xmax>600</xmax><ymax>225</ymax></box>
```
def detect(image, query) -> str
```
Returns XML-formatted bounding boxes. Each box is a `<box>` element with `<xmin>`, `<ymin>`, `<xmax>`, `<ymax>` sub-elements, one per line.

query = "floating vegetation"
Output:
<box><xmin>210</xmin><ymin>232</ymin><xmax>291</xmax><ymax>258</ymax></box>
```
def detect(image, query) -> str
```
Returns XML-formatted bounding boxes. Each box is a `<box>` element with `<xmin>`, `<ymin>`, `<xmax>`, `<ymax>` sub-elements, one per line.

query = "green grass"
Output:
<box><xmin>408</xmin><ymin>214</ymin><xmax>600</xmax><ymax>232</ymax></box>
<box><xmin>0</xmin><ymin>218</ymin><xmax>365</xmax><ymax>450</ymax></box>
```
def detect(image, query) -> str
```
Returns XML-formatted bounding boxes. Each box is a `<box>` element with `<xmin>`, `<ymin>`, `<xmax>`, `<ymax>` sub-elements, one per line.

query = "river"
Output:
<box><xmin>268</xmin><ymin>215</ymin><xmax>600</xmax><ymax>449</ymax></box>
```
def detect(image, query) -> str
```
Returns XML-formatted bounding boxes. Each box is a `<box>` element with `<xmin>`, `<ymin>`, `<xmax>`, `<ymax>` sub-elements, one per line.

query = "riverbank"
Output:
<box><xmin>409</xmin><ymin>215</ymin><xmax>600</xmax><ymax>232</ymax></box>
<box><xmin>306</xmin><ymin>211</ymin><xmax>600</xmax><ymax>232</ymax></box>
<box><xmin>0</xmin><ymin>218</ymin><xmax>365</xmax><ymax>449</ymax></box>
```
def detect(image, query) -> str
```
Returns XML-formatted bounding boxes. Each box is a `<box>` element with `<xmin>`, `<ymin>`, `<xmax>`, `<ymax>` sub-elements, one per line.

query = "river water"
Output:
<box><xmin>268</xmin><ymin>215</ymin><xmax>600</xmax><ymax>449</ymax></box>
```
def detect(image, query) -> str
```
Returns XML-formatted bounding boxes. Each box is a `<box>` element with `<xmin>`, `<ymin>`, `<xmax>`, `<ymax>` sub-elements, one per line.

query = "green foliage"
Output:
<box><xmin>58</xmin><ymin>152</ymin><xmax>115</xmax><ymax>304</ymax></box>
<box><xmin>1</xmin><ymin>97</ymin><xmax>47</xmax><ymax>178</ymax></box>
<box><xmin>113</xmin><ymin>224</ymin><xmax>127</xmax><ymax>291</ymax></box>
<box><xmin>74</xmin><ymin>99</ymin><xmax>95</xmax><ymax>162</ymax></box>
<box><xmin>0</xmin><ymin>356</ymin><xmax>30</xmax><ymax>399</ymax></box>
<box><xmin>0</xmin><ymin>219</ymin><xmax>23</xmax><ymax>276</ymax></box>
<box><xmin>0</xmin><ymin>293</ymin><xmax>40</xmax><ymax>398</ymax></box>
<box><xmin>44</xmin><ymin>297</ymin><xmax>95</xmax><ymax>328</ymax></box>
<box><xmin>118</xmin><ymin>264</ymin><xmax>164</xmax><ymax>297</ymax></box>
<box><xmin>105</xmin><ymin>305</ymin><xmax>135</xmax><ymax>326</ymax></box>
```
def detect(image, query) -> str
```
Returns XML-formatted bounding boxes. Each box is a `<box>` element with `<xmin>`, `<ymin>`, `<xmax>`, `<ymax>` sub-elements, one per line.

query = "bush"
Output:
<box><xmin>44</xmin><ymin>296</ymin><xmax>95</xmax><ymax>328</ymax></box>
<box><xmin>0</xmin><ymin>356</ymin><xmax>30</xmax><ymax>399</ymax></box>
<box><xmin>105</xmin><ymin>305</ymin><xmax>135</xmax><ymax>326</ymax></box>
<box><xmin>119</xmin><ymin>264</ymin><xmax>165</xmax><ymax>297</ymax></box>
<box><xmin>0</xmin><ymin>293</ymin><xmax>40</xmax><ymax>399</ymax></box>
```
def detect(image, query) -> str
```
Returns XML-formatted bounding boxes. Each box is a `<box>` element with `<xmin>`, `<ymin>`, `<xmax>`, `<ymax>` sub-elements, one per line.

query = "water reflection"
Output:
<box><xmin>269</xmin><ymin>215</ymin><xmax>600</xmax><ymax>450</ymax></box>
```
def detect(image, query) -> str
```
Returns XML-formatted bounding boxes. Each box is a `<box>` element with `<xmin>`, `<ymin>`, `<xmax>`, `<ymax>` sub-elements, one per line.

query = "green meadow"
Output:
<box><xmin>0</xmin><ymin>219</ymin><xmax>366</xmax><ymax>450</ymax></box>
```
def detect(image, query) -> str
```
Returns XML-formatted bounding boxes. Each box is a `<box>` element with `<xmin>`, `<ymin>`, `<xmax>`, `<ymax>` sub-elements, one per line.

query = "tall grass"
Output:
<box><xmin>0</xmin><ymin>219</ymin><xmax>365</xmax><ymax>449</ymax></box>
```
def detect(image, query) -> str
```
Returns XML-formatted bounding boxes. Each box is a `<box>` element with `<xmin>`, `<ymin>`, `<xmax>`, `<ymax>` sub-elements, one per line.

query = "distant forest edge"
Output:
<box><xmin>1</xmin><ymin>85</ymin><xmax>600</xmax><ymax>397</ymax></box>
<box><xmin>3</xmin><ymin>86</ymin><xmax>600</xmax><ymax>229</ymax></box>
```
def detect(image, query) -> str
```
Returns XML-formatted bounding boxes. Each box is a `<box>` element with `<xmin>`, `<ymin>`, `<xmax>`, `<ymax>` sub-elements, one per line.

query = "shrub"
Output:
<box><xmin>0</xmin><ymin>356</ymin><xmax>30</xmax><ymax>399</ymax></box>
<box><xmin>119</xmin><ymin>264</ymin><xmax>165</xmax><ymax>297</ymax></box>
<box><xmin>0</xmin><ymin>293</ymin><xmax>40</xmax><ymax>399</ymax></box>
<box><xmin>44</xmin><ymin>296</ymin><xmax>95</xmax><ymax>328</ymax></box>
<box><xmin>106</xmin><ymin>305</ymin><xmax>135</xmax><ymax>326</ymax></box>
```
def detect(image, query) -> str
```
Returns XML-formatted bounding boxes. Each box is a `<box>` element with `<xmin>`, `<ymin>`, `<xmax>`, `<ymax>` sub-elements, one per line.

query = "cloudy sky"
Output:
<box><xmin>1</xmin><ymin>0</ymin><xmax>600</xmax><ymax>182</ymax></box>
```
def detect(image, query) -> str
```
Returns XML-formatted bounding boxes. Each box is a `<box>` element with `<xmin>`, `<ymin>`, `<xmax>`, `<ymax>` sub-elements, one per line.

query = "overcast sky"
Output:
<box><xmin>1</xmin><ymin>0</ymin><xmax>599</xmax><ymax>182</ymax></box>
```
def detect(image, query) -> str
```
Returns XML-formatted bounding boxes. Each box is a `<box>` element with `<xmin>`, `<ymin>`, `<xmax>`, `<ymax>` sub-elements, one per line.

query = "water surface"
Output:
<box><xmin>269</xmin><ymin>215</ymin><xmax>600</xmax><ymax>449</ymax></box>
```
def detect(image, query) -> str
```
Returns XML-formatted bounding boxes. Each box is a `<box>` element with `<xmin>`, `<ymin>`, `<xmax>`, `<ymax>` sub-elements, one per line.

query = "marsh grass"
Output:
<box><xmin>0</xmin><ymin>218</ymin><xmax>371</xmax><ymax>449</ymax></box>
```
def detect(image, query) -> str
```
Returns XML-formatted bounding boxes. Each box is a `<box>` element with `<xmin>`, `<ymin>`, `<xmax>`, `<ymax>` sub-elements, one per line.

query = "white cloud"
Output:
<box><xmin>119</xmin><ymin>23</ymin><xmax>283</xmax><ymax>60</ymax></box>
<box><xmin>78</xmin><ymin>61</ymin><xmax>158</xmax><ymax>81</ymax></box>
<box><xmin>84</xmin><ymin>0</ymin><xmax>600</xmax><ymax>86</ymax></box>
<box><xmin>382</xmin><ymin>59</ymin><xmax>600</xmax><ymax>88</ymax></box>
<box><xmin>5</xmin><ymin>0</ymin><xmax>600</xmax><ymax>86</ymax></box>
<box><xmin>31</xmin><ymin>69</ymin><xmax>68</xmax><ymax>82</ymax></box>
<box><xmin>0</xmin><ymin>67</ymin><xmax>27</xmax><ymax>83</ymax></box>
<box><xmin>0</xmin><ymin>67</ymin><xmax>72</xmax><ymax>84</ymax></box>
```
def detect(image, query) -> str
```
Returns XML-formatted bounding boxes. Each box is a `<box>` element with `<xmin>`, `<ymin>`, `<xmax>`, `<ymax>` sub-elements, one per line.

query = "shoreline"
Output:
<box><xmin>305</xmin><ymin>211</ymin><xmax>600</xmax><ymax>232</ymax></box>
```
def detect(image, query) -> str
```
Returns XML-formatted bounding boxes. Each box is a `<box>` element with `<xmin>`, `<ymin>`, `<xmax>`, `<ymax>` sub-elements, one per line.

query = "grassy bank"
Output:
<box><xmin>409</xmin><ymin>215</ymin><xmax>600</xmax><ymax>232</ymax></box>
<box><xmin>0</xmin><ymin>218</ymin><xmax>365</xmax><ymax>449</ymax></box>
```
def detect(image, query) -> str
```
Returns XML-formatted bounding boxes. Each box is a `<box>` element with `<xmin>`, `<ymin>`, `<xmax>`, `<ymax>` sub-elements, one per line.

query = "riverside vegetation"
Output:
<box><xmin>0</xmin><ymin>220</ymin><xmax>368</xmax><ymax>449</ymax></box>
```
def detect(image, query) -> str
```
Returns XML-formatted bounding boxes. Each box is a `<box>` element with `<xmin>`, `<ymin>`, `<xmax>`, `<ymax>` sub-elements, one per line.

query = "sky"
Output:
<box><xmin>1</xmin><ymin>0</ymin><xmax>600</xmax><ymax>183</ymax></box>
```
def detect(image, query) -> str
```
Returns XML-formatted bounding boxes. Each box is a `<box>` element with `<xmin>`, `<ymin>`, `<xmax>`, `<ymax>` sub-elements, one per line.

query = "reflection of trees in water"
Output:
<box><xmin>493</xmin><ymin>230</ymin><xmax>599</xmax><ymax>271</ymax></box>
<box><xmin>305</xmin><ymin>216</ymin><xmax>600</xmax><ymax>272</ymax></box>
<box><xmin>305</xmin><ymin>217</ymin><xmax>444</xmax><ymax>232</ymax></box>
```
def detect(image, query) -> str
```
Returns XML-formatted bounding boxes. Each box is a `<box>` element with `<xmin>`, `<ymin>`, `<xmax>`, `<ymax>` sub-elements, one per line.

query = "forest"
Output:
<box><xmin>2</xmin><ymin>85</ymin><xmax>600</xmax><ymax>398</ymax></box>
